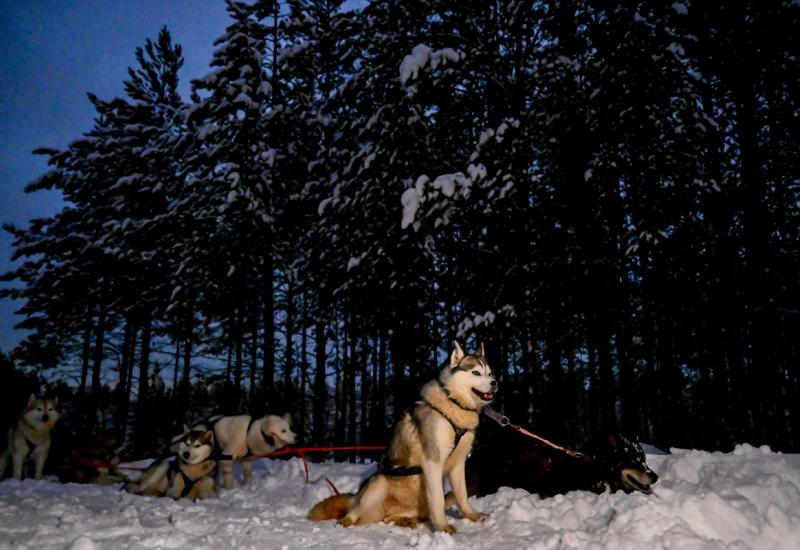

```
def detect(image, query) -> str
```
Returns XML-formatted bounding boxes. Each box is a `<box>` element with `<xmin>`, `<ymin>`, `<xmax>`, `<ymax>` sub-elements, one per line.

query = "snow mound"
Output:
<box><xmin>0</xmin><ymin>445</ymin><xmax>799</xmax><ymax>549</ymax></box>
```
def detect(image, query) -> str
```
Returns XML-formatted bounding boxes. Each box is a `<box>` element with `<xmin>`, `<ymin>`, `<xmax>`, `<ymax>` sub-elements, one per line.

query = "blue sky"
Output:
<box><xmin>0</xmin><ymin>0</ymin><xmax>231</xmax><ymax>353</ymax></box>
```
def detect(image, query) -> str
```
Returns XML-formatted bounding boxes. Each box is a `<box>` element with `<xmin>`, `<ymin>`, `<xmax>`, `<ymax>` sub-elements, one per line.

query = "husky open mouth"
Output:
<box><xmin>471</xmin><ymin>388</ymin><xmax>494</xmax><ymax>401</ymax></box>
<box><xmin>622</xmin><ymin>470</ymin><xmax>653</xmax><ymax>494</ymax></box>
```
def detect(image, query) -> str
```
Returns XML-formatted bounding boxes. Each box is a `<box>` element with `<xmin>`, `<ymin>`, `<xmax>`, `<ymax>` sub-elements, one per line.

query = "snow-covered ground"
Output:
<box><xmin>1</xmin><ymin>444</ymin><xmax>799</xmax><ymax>550</ymax></box>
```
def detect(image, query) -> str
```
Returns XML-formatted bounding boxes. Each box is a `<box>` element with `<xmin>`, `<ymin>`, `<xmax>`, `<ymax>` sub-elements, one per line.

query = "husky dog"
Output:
<box><xmin>310</xmin><ymin>342</ymin><xmax>497</xmax><ymax>534</ymax></box>
<box><xmin>467</xmin><ymin>433</ymin><xmax>659</xmax><ymax>498</ymax></box>
<box><xmin>193</xmin><ymin>413</ymin><xmax>296</xmax><ymax>489</ymax></box>
<box><xmin>0</xmin><ymin>395</ymin><xmax>60</xmax><ymax>480</ymax></box>
<box><xmin>125</xmin><ymin>429</ymin><xmax>217</xmax><ymax>500</ymax></box>
<box><xmin>58</xmin><ymin>431</ymin><xmax>128</xmax><ymax>485</ymax></box>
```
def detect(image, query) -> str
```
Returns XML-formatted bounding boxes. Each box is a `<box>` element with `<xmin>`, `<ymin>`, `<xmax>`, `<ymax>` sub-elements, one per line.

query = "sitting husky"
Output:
<box><xmin>309</xmin><ymin>342</ymin><xmax>497</xmax><ymax>534</ymax></box>
<box><xmin>0</xmin><ymin>394</ymin><xmax>60</xmax><ymax>480</ymax></box>
<box><xmin>192</xmin><ymin>412</ymin><xmax>296</xmax><ymax>489</ymax></box>
<box><xmin>125</xmin><ymin>429</ymin><xmax>217</xmax><ymax>500</ymax></box>
<box><xmin>467</xmin><ymin>433</ymin><xmax>659</xmax><ymax>497</ymax></box>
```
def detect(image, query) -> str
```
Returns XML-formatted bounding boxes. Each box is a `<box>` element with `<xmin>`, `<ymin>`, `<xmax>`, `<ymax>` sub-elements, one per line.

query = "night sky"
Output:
<box><xmin>0</xmin><ymin>0</ymin><xmax>231</xmax><ymax>353</ymax></box>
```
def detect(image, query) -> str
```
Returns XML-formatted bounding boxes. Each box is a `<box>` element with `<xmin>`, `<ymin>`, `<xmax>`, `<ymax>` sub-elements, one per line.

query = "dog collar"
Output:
<box><xmin>435</xmin><ymin>378</ymin><xmax>478</xmax><ymax>412</ymax></box>
<box><xmin>248</xmin><ymin>417</ymin><xmax>277</xmax><ymax>449</ymax></box>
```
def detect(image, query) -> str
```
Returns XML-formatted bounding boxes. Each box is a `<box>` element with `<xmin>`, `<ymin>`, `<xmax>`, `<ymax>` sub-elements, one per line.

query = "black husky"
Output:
<box><xmin>467</xmin><ymin>433</ymin><xmax>659</xmax><ymax>498</ymax></box>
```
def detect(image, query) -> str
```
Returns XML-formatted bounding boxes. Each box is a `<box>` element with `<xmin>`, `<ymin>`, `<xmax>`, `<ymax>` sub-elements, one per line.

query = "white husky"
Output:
<box><xmin>310</xmin><ymin>342</ymin><xmax>497</xmax><ymax>533</ymax></box>
<box><xmin>193</xmin><ymin>413</ymin><xmax>296</xmax><ymax>489</ymax></box>
<box><xmin>0</xmin><ymin>395</ymin><xmax>60</xmax><ymax>480</ymax></box>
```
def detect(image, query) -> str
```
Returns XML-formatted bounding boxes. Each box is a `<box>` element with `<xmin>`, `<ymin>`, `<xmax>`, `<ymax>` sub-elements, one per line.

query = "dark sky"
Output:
<box><xmin>0</xmin><ymin>0</ymin><xmax>231</xmax><ymax>353</ymax></box>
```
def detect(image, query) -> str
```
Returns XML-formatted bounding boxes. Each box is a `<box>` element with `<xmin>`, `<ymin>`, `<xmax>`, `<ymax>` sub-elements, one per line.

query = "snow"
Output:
<box><xmin>399</xmin><ymin>44</ymin><xmax>464</xmax><ymax>85</ymax></box>
<box><xmin>671</xmin><ymin>2</ymin><xmax>689</xmax><ymax>15</ymax></box>
<box><xmin>1</xmin><ymin>445</ymin><xmax>799</xmax><ymax>549</ymax></box>
<box><xmin>401</xmin><ymin>187</ymin><xmax>422</xmax><ymax>229</ymax></box>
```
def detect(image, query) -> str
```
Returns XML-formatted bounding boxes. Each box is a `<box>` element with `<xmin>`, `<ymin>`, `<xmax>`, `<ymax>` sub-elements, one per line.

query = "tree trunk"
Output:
<box><xmin>262</xmin><ymin>252</ymin><xmax>275</xmax><ymax>405</ymax></box>
<box><xmin>284</xmin><ymin>277</ymin><xmax>295</xmax><ymax>398</ymax></box>
<box><xmin>180</xmin><ymin>335</ymin><xmax>193</xmax><ymax>426</ymax></box>
<box><xmin>299</xmin><ymin>293</ymin><xmax>308</xmax><ymax>438</ymax></box>
<box><xmin>313</xmin><ymin>315</ymin><xmax>328</xmax><ymax>444</ymax></box>
<box><xmin>78</xmin><ymin>308</ymin><xmax>93</xmax><ymax>398</ymax></box>
<box><xmin>114</xmin><ymin>319</ymin><xmax>134</xmax><ymax>438</ymax></box>
<box><xmin>134</xmin><ymin>314</ymin><xmax>152</xmax><ymax>451</ymax></box>
<box><xmin>87</xmin><ymin>300</ymin><xmax>107</xmax><ymax>432</ymax></box>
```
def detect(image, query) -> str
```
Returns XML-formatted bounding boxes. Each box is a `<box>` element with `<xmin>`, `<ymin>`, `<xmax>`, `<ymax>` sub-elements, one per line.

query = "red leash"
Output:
<box><xmin>482</xmin><ymin>406</ymin><xmax>591</xmax><ymax>462</ymax></box>
<box><xmin>239</xmin><ymin>444</ymin><xmax>387</xmax><ymax>494</ymax></box>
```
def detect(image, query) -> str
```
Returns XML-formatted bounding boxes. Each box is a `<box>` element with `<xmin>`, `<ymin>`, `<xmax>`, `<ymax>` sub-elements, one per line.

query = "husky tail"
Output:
<box><xmin>308</xmin><ymin>493</ymin><xmax>354</xmax><ymax>521</ymax></box>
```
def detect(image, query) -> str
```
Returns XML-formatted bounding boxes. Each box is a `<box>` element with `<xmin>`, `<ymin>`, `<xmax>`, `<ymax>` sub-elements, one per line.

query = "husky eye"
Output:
<box><xmin>281</xmin><ymin>429</ymin><xmax>286</xmax><ymax>433</ymax></box>
<box><xmin>472</xmin><ymin>370</ymin><xmax>481</xmax><ymax>376</ymax></box>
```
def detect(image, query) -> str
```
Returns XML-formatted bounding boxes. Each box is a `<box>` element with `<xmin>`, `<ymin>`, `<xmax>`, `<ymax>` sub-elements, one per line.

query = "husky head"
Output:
<box><xmin>23</xmin><ymin>394</ymin><xmax>60</xmax><ymax>431</ymax></box>
<box><xmin>263</xmin><ymin>413</ymin><xmax>297</xmax><ymax>448</ymax></box>
<box><xmin>590</xmin><ymin>434</ymin><xmax>659</xmax><ymax>494</ymax></box>
<box><xmin>175</xmin><ymin>430</ymin><xmax>215</xmax><ymax>464</ymax></box>
<box><xmin>440</xmin><ymin>341</ymin><xmax>498</xmax><ymax>409</ymax></box>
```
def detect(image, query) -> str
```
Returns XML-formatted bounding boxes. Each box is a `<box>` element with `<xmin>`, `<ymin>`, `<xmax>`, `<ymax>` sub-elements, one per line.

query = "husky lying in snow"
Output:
<box><xmin>467</xmin><ymin>433</ymin><xmax>659</xmax><ymax>498</ymax></box>
<box><xmin>0</xmin><ymin>395</ymin><xmax>60</xmax><ymax>480</ymax></box>
<box><xmin>125</xmin><ymin>429</ymin><xmax>217</xmax><ymax>500</ymax></box>
<box><xmin>310</xmin><ymin>342</ymin><xmax>497</xmax><ymax>534</ymax></box>
<box><xmin>58</xmin><ymin>431</ymin><xmax>128</xmax><ymax>485</ymax></box>
<box><xmin>192</xmin><ymin>413</ymin><xmax>296</xmax><ymax>489</ymax></box>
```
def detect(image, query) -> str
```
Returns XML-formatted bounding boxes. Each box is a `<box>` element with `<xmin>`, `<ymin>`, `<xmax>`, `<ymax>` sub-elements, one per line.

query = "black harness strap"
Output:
<box><xmin>168</xmin><ymin>460</ymin><xmax>214</xmax><ymax>498</ymax></box>
<box><xmin>22</xmin><ymin>434</ymin><xmax>39</xmax><ymax>456</ymax></box>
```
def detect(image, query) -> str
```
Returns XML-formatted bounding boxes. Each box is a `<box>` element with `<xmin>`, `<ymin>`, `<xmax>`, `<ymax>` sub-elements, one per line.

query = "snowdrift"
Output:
<box><xmin>0</xmin><ymin>444</ymin><xmax>799</xmax><ymax>549</ymax></box>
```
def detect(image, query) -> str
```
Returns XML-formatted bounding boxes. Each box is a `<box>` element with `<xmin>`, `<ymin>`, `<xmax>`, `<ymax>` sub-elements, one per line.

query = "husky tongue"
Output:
<box><xmin>472</xmin><ymin>388</ymin><xmax>494</xmax><ymax>401</ymax></box>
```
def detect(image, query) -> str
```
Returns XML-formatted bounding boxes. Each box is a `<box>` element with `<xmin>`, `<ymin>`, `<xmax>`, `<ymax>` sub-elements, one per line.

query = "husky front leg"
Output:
<box><xmin>241</xmin><ymin>460</ymin><xmax>252</xmax><ymax>484</ymax></box>
<box><xmin>11</xmin><ymin>447</ymin><xmax>25</xmax><ymax>480</ymax></box>
<box><xmin>31</xmin><ymin>442</ymin><xmax>50</xmax><ymax>480</ymax></box>
<box><xmin>421</xmin><ymin>460</ymin><xmax>453</xmax><ymax>533</ymax></box>
<box><xmin>219</xmin><ymin>458</ymin><xmax>235</xmax><ymax>489</ymax></box>
<box><xmin>447</xmin><ymin>461</ymin><xmax>484</xmax><ymax>521</ymax></box>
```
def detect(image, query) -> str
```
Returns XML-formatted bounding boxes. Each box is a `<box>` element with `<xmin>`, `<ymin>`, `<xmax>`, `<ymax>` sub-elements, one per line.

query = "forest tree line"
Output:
<box><xmin>2</xmin><ymin>0</ymin><xmax>799</xmax><ymax>454</ymax></box>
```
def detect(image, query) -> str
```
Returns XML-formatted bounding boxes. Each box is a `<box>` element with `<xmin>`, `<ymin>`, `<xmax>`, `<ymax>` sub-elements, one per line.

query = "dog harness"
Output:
<box><xmin>247</xmin><ymin>416</ymin><xmax>277</xmax><ymax>448</ymax></box>
<box><xmin>167</xmin><ymin>460</ymin><xmax>213</xmax><ymax>498</ymax></box>
<box><xmin>380</xmin><ymin>394</ymin><xmax>475</xmax><ymax>477</ymax></box>
<box><xmin>206</xmin><ymin>416</ymin><xmax>278</xmax><ymax>461</ymax></box>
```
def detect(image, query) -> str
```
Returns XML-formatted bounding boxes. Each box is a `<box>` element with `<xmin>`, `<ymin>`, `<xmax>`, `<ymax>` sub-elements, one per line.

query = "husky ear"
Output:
<box><xmin>450</xmin><ymin>341</ymin><xmax>465</xmax><ymax>368</ymax></box>
<box><xmin>53</xmin><ymin>397</ymin><xmax>59</xmax><ymax>408</ymax></box>
<box><xmin>282</xmin><ymin>412</ymin><xmax>292</xmax><ymax>425</ymax></box>
<box><xmin>477</xmin><ymin>342</ymin><xmax>485</xmax><ymax>357</ymax></box>
<box><xmin>202</xmin><ymin>430</ymin><xmax>214</xmax><ymax>444</ymax></box>
<box><xmin>183</xmin><ymin>424</ymin><xmax>191</xmax><ymax>434</ymax></box>
<box><xmin>27</xmin><ymin>394</ymin><xmax>36</xmax><ymax>407</ymax></box>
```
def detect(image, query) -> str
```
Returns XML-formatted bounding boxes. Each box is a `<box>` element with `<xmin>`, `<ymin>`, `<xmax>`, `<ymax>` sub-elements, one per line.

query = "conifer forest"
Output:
<box><xmin>2</xmin><ymin>0</ymin><xmax>798</xmax><ymax>454</ymax></box>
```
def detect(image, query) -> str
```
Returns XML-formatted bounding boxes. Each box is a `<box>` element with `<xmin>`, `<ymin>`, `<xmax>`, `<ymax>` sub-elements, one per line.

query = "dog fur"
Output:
<box><xmin>125</xmin><ymin>429</ymin><xmax>217</xmax><ymax>500</ymax></box>
<box><xmin>193</xmin><ymin>413</ymin><xmax>296</xmax><ymax>489</ymax></box>
<box><xmin>0</xmin><ymin>394</ymin><xmax>60</xmax><ymax>480</ymax></box>
<box><xmin>309</xmin><ymin>342</ymin><xmax>497</xmax><ymax>533</ymax></box>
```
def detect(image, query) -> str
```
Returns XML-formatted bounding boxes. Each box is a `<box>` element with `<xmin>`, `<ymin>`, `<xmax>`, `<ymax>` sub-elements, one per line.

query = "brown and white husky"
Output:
<box><xmin>310</xmin><ymin>342</ymin><xmax>497</xmax><ymax>533</ymax></box>
<box><xmin>0</xmin><ymin>395</ymin><xmax>60</xmax><ymax>480</ymax></box>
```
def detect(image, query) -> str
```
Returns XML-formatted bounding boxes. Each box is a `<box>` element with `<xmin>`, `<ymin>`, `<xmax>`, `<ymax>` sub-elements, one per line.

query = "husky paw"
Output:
<box><xmin>464</xmin><ymin>512</ymin><xmax>488</xmax><ymax>522</ymax></box>
<box><xmin>435</xmin><ymin>523</ymin><xmax>457</xmax><ymax>534</ymax></box>
<box><xmin>339</xmin><ymin>516</ymin><xmax>357</xmax><ymax>528</ymax></box>
<box><xmin>392</xmin><ymin>517</ymin><xmax>420</xmax><ymax>529</ymax></box>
